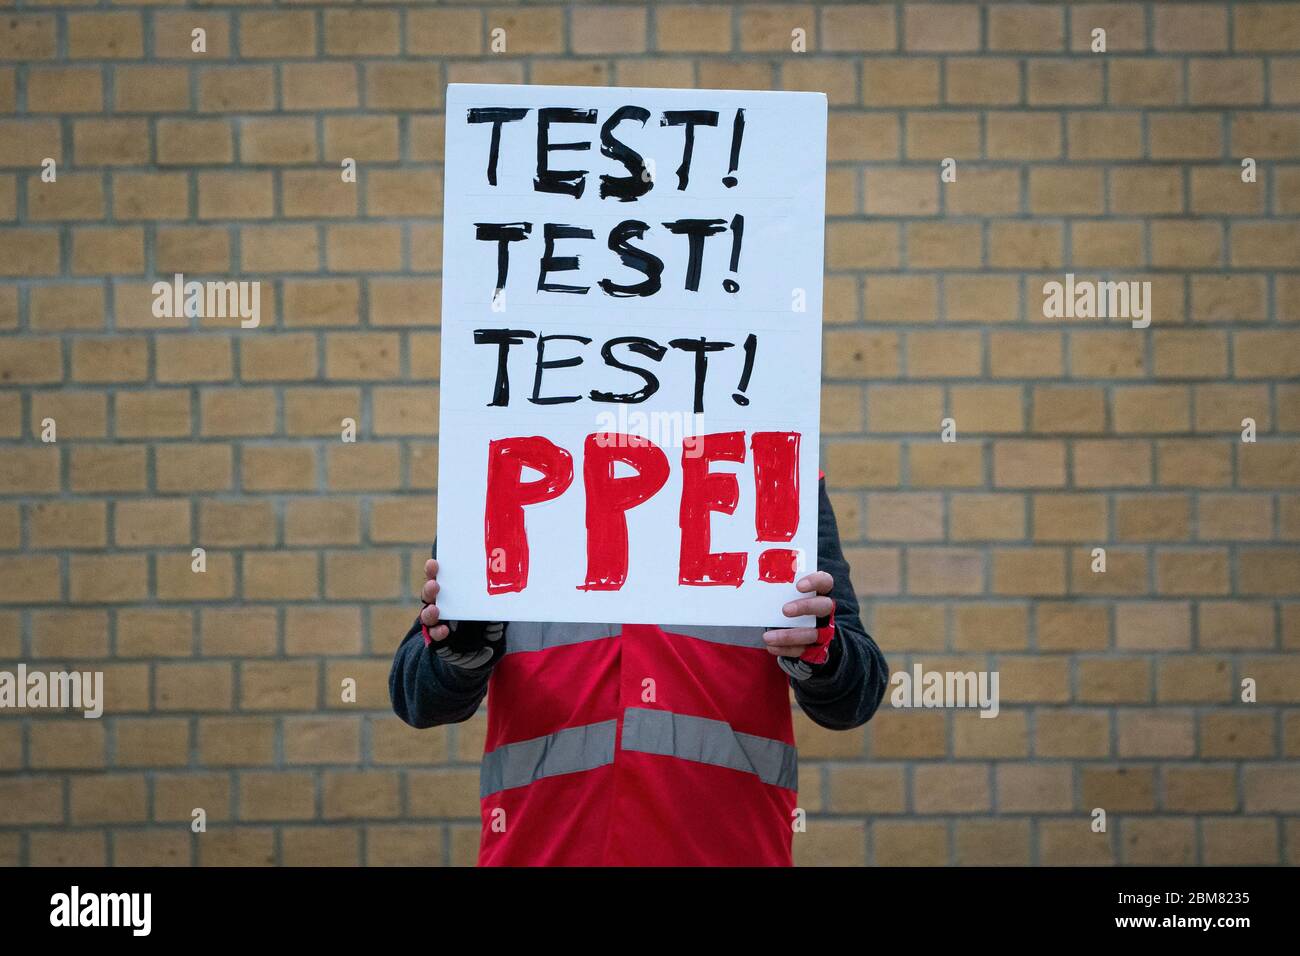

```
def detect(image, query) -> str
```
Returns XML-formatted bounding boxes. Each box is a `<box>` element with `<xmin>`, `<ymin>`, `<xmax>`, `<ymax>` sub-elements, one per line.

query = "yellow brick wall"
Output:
<box><xmin>1</xmin><ymin>1</ymin><xmax>1298</xmax><ymax>866</ymax></box>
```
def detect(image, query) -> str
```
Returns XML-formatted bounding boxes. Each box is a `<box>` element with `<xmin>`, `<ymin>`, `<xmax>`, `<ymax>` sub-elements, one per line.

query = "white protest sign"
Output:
<box><xmin>435</xmin><ymin>83</ymin><xmax>826</xmax><ymax>628</ymax></box>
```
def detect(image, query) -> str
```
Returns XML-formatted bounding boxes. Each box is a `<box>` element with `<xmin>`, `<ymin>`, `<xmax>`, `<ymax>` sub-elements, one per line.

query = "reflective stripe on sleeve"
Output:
<box><xmin>620</xmin><ymin>707</ymin><xmax>798</xmax><ymax>791</ymax></box>
<box><xmin>480</xmin><ymin>719</ymin><xmax>618</xmax><ymax>799</ymax></box>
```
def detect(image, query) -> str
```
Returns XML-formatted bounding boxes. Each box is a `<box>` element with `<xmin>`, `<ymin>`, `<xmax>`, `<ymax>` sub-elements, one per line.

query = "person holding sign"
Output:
<box><xmin>389</xmin><ymin>472</ymin><xmax>887</xmax><ymax>866</ymax></box>
<box><xmin>389</xmin><ymin>85</ymin><xmax>885</xmax><ymax>865</ymax></box>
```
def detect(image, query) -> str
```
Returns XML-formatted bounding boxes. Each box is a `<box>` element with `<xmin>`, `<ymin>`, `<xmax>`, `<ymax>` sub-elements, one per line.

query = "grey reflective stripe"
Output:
<box><xmin>501</xmin><ymin>622</ymin><xmax>766</xmax><ymax>654</ymax></box>
<box><xmin>620</xmin><ymin>707</ymin><xmax>798</xmax><ymax>791</ymax></box>
<box><xmin>503</xmin><ymin>622</ymin><xmax>619</xmax><ymax>655</ymax></box>
<box><xmin>658</xmin><ymin>624</ymin><xmax>768</xmax><ymax>650</ymax></box>
<box><xmin>480</xmin><ymin>719</ymin><xmax>618</xmax><ymax>799</ymax></box>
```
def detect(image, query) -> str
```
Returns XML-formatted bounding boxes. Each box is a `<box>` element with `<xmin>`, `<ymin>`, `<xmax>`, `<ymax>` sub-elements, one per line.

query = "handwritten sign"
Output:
<box><xmin>435</xmin><ymin>84</ymin><xmax>827</xmax><ymax>628</ymax></box>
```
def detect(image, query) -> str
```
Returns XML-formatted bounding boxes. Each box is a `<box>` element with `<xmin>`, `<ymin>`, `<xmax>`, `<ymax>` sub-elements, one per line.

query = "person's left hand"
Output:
<box><xmin>762</xmin><ymin>571</ymin><xmax>834</xmax><ymax>658</ymax></box>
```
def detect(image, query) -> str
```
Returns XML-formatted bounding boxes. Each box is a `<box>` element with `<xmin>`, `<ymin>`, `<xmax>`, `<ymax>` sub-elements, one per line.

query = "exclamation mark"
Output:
<box><xmin>723</xmin><ymin>109</ymin><xmax>745</xmax><ymax>188</ymax></box>
<box><xmin>723</xmin><ymin>214</ymin><xmax>743</xmax><ymax>293</ymax></box>
<box><xmin>751</xmin><ymin>431</ymin><xmax>800</xmax><ymax>583</ymax></box>
<box><xmin>732</xmin><ymin>333</ymin><xmax>756</xmax><ymax>406</ymax></box>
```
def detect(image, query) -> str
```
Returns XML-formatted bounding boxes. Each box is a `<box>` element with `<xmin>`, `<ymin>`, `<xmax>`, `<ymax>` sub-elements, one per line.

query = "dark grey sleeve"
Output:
<box><xmin>787</xmin><ymin>478</ymin><xmax>890</xmax><ymax>731</ymax></box>
<box><xmin>388</xmin><ymin>544</ymin><xmax>497</xmax><ymax>729</ymax></box>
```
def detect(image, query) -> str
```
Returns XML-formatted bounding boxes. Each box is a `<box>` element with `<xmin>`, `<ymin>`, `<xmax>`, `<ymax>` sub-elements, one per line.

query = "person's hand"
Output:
<box><xmin>762</xmin><ymin>571</ymin><xmax>834</xmax><ymax>658</ymax></box>
<box><xmin>419</xmin><ymin>558</ymin><xmax>450</xmax><ymax>642</ymax></box>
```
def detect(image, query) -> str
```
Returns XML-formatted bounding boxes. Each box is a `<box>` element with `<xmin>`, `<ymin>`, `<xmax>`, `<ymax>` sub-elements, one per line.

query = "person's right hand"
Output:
<box><xmin>420</xmin><ymin>558</ymin><xmax>450</xmax><ymax>642</ymax></box>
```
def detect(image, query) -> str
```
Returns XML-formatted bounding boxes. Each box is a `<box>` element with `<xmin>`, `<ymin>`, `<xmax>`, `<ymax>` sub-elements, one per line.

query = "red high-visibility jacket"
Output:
<box><xmin>477</xmin><ymin>620</ymin><xmax>803</xmax><ymax>866</ymax></box>
<box><xmin>389</xmin><ymin>477</ymin><xmax>888</xmax><ymax>866</ymax></box>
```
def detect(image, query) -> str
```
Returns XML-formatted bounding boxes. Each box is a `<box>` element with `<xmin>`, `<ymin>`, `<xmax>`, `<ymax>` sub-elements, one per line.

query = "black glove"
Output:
<box><xmin>428</xmin><ymin>619</ymin><xmax>506</xmax><ymax>671</ymax></box>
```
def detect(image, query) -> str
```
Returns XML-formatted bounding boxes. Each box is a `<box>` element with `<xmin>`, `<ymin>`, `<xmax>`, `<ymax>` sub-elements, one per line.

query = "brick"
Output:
<box><xmin>285</xmin><ymin>717</ymin><xmax>361</xmax><ymax>765</ymax></box>
<box><xmin>0</xmin><ymin>15</ymin><xmax>56</xmax><ymax>60</ymax></box>
<box><xmin>986</xmin><ymin>113</ymin><xmax>1061</xmax><ymax>159</ymax></box>
<box><xmin>1028</xmin><ymin>60</ymin><xmax>1102</xmax><ymax>105</ymax></box>
<box><xmin>910</xmin><ymin>115</ymin><xmax>983</xmax><ymax>164</ymax></box>
<box><xmin>114</xmin><ymin>390</ymin><xmax>191</xmax><ymax>439</ymax></box>
<box><xmin>1190</xmin><ymin>58</ymin><xmax>1265</xmax><ymax>105</ymax></box>
<box><xmin>367</xmin><ymin>826</ymin><xmax>443</xmax><ymax>867</ymax></box>
<box><xmin>1165</xmin><ymin>767</ymin><xmax>1237</xmax><ymax>812</ymax></box>
<box><xmin>67</xmin><ymin>13</ymin><xmax>142</xmax><ymax>59</ymax></box>
<box><xmin>994</xmin><ymin>441</ymin><xmax>1065</xmax><ymax>488</ymax></box>
<box><xmin>156</xmin><ymin>444</ymin><xmax>233</xmax><ymax>493</ymax></box>
<box><xmin>908</xmin><ymin>443</ymin><xmax>982</xmax><ymax>488</ymax></box>
<box><xmin>0</xmin><ymin>554</ymin><xmax>57</xmax><ymax>606</ymax></box>
<box><xmin>989</xmin><ymin>5</ymin><xmax>1063</xmax><ymax>51</ymax></box>
<box><xmin>154</xmin><ymin>12</ymin><xmax>228</xmax><ymax>58</ymax></box>
<box><xmin>825</xmin><ymin>330</ymin><xmax>899</xmax><ymax>378</ymax></box>
<box><xmin>240</xmin><ymin>333</ymin><xmax>317</xmax><ymax>383</ymax></box>
<box><xmin>70</xmin><ymin>445</ymin><xmax>146</xmax><ymax>493</ymax></box>
<box><xmin>285</xmin><ymin>605</ymin><xmax>361</xmax><ymax>654</ymax></box>
<box><xmin>115</xmin><ymin>66</ymin><xmax>189</xmax><ymax>112</ymax></box>
<box><xmin>908</xmin><ymin>548</ymin><xmax>984</xmax><ymax>595</ymax></box>
<box><xmin>242</xmin><ymin>446</ymin><xmax>315</xmax><ymax>492</ymax></box>
<box><xmin>241</xmin><ymin>661</ymin><xmax>318</xmax><ymax>711</ymax></box>
<box><xmin>242</xmin><ymin>227</ymin><xmax>320</xmax><ymax>273</ymax></box>
<box><xmin>31</xmin><ymin>721</ymin><xmax>105</xmax><ymax>769</ymax></box>
<box><xmin>157</xmin><ymin>119</ymin><xmax>234</xmax><ymax>166</ymax></box>
<box><xmin>1150</xmin><ymin>113</ymin><xmax>1223</xmax><ymax>159</ymax></box>
<box><xmin>239</xmin><ymin>772</ymin><xmax>315</xmax><ymax>822</ymax></box>
<box><xmin>0</xmin><ymin>227</ymin><xmax>59</xmax><ymax>274</ymax></box>
<box><xmin>873</xmin><ymin>821</ymin><xmax>947</xmax><ymax>866</ymax></box>
<box><xmin>997</xmin><ymin>765</ymin><xmax>1072</xmax><ymax>812</ymax></box>
<box><xmin>1232</xmin><ymin>113</ymin><xmax>1300</xmax><ymax>159</ymax></box>
<box><xmin>1122</xmin><ymin>819</ymin><xmax>1196</xmax><ymax>865</ymax></box>
<box><xmin>1082</xmin><ymin>765</ymin><xmax>1157</xmax><ymax>813</ymax></box>
<box><xmin>949</xmin><ymin>494</ymin><xmax>1024</xmax><ymax>542</ymax></box>
<box><xmin>151</xmin><ymin>774</ymin><xmax>230</xmax><ymax>826</ymax></box>
<box><xmin>829</xmin><ymin>115</ymin><xmax>899</xmax><ymax>166</ymax></box>
<box><xmin>283</xmin><ymin>64</ymin><xmax>358</xmax><ymax>111</ymax></box>
<box><xmin>69</xmin><ymin>554</ymin><xmax>148</xmax><ymax>604</ymax></box>
<box><xmin>1236</xmin><ymin>4</ymin><xmax>1300</xmax><ymax>51</ymax></box>
<box><xmin>1155</xmin><ymin>4</ymin><xmax>1228</xmax><ymax>51</ymax></box>
<box><xmin>199</xmin><ymin>67</ymin><xmax>275</xmax><ymax>114</ymax></box>
<box><xmin>572</xmin><ymin>6</ymin><xmax>647</xmax><ymax>54</ymax></box>
<box><xmin>1108</xmin><ymin>59</ymin><xmax>1182</xmax><ymax>106</ymax></box>
<box><xmin>1070</xmin><ymin>4</ymin><xmax>1146</xmax><ymax>51</ymax></box>
<box><xmin>738</xmin><ymin>5</ymin><xmax>815</xmax><ymax>52</ymax></box>
<box><xmin>70</xmin><ymin>775</ymin><xmax>146</xmax><ymax>824</ymax></box>
<box><xmin>903</xmin><ymin>4</ymin><xmax>979</xmax><ymax>51</ymax></box>
<box><xmin>912</xmin><ymin>765</ymin><xmax>992</xmax><ymax>813</ymax></box>
<box><xmin>243</xmin><ymin>552</ymin><xmax>319</xmax><ymax>601</ymax></box>
<box><xmin>952</xmin><ymin>386</ymin><xmax>1024</xmax><ymax>434</ymax></box>
<box><xmin>1033</xmin><ymin>494</ymin><xmax>1107</xmax><ymax>542</ymax></box>
<box><xmin>863</xmin><ymin>59</ymin><xmax>938</xmax><ymax>106</ymax></box>
<box><xmin>1199</xmin><ymin>602</ymin><xmax>1275</xmax><ymax>650</ymax></box>
<box><xmin>906</xmin><ymin>330</ymin><xmax>981</xmax><ymax>377</ymax></box>
<box><xmin>29</xmin><ymin>833</ymin><xmax>106</xmax><ymax>867</ymax></box>
<box><xmin>819</xmin><ymin>4</ymin><xmax>895</xmax><ymax>51</ymax></box>
<box><xmin>239</xmin><ymin>12</ymin><xmax>315</xmax><ymax>58</ymax></box>
<box><xmin>241</xmin><ymin>117</ymin><xmax>317</xmax><ymax>164</ymax></box>
<box><xmin>1202</xmin><ymin>818</ymin><xmax>1279</xmax><ymax>865</ymax></box>
<box><xmin>28</xmin><ymin>67</ymin><xmax>103</xmax><ymax>113</ymax></box>
<box><xmin>953</xmin><ymin>710</ymin><xmax>1028</xmax><ymax>756</ymax></box>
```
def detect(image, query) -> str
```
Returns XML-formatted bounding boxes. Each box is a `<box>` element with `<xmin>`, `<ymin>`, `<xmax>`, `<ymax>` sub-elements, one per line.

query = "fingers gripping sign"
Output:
<box><xmin>762</xmin><ymin>570</ymin><xmax>836</xmax><ymax>663</ymax></box>
<box><xmin>421</xmin><ymin>559</ymin><xmax>504</xmax><ymax>670</ymax></box>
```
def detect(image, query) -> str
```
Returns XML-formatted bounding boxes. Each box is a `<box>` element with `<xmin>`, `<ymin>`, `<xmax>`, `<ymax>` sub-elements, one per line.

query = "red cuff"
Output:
<box><xmin>798</xmin><ymin>606</ymin><xmax>835</xmax><ymax>665</ymax></box>
<box><xmin>421</xmin><ymin>618</ymin><xmax>436</xmax><ymax>646</ymax></box>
